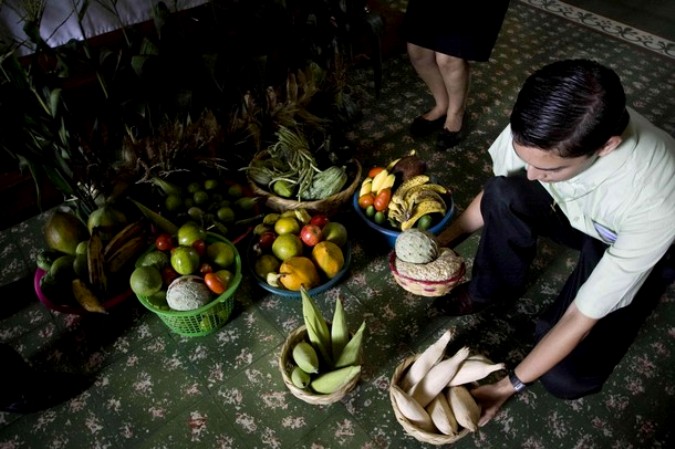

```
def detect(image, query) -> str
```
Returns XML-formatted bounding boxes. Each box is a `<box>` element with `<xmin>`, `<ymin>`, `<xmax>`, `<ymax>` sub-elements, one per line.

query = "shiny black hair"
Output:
<box><xmin>510</xmin><ymin>59</ymin><xmax>629</xmax><ymax>158</ymax></box>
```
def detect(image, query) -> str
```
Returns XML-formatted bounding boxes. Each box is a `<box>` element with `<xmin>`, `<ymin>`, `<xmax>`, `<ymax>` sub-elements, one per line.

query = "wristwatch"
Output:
<box><xmin>508</xmin><ymin>370</ymin><xmax>529</xmax><ymax>393</ymax></box>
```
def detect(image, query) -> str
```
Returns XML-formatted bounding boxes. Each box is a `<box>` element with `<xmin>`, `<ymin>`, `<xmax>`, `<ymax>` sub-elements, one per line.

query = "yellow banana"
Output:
<box><xmin>370</xmin><ymin>169</ymin><xmax>390</xmax><ymax>193</ymax></box>
<box><xmin>401</xmin><ymin>200</ymin><xmax>447</xmax><ymax>230</ymax></box>
<box><xmin>105</xmin><ymin>235</ymin><xmax>146</xmax><ymax>274</ymax></box>
<box><xmin>404</xmin><ymin>184</ymin><xmax>448</xmax><ymax>205</ymax></box>
<box><xmin>391</xmin><ymin>175</ymin><xmax>430</xmax><ymax>203</ymax></box>
<box><xmin>376</xmin><ymin>173</ymin><xmax>396</xmax><ymax>194</ymax></box>
<box><xmin>359</xmin><ymin>178</ymin><xmax>373</xmax><ymax>197</ymax></box>
<box><xmin>71</xmin><ymin>278</ymin><xmax>107</xmax><ymax>314</ymax></box>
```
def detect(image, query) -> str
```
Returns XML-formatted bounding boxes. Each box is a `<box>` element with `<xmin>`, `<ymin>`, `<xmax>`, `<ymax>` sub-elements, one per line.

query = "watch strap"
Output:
<box><xmin>509</xmin><ymin>370</ymin><xmax>528</xmax><ymax>393</ymax></box>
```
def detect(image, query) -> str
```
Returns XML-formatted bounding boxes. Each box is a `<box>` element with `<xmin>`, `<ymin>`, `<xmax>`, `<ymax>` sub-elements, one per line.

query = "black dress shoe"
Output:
<box><xmin>432</xmin><ymin>283</ymin><xmax>490</xmax><ymax>316</ymax></box>
<box><xmin>435</xmin><ymin>126</ymin><xmax>467</xmax><ymax>151</ymax></box>
<box><xmin>410</xmin><ymin>114</ymin><xmax>446</xmax><ymax>137</ymax></box>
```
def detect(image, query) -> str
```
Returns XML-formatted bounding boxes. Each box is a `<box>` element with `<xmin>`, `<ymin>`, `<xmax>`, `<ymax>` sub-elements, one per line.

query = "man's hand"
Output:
<box><xmin>470</xmin><ymin>376</ymin><xmax>515</xmax><ymax>426</ymax></box>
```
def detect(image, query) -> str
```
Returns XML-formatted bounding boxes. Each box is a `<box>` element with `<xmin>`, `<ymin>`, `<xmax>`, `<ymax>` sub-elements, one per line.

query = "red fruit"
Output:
<box><xmin>192</xmin><ymin>239</ymin><xmax>207</xmax><ymax>256</ymax></box>
<box><xmin>258</xmin><ymin>231</ymin><xmax>277</xmax><ymax>249</ymax></box>
<box><xmin>161</xmin><ymin>266</ymin><xmax>179</xmax><ymax>285</ymax></box>
<box><xmin>300</xmin><ymin>224</ymin><xmax>323</xmax><ymax>247</ymax></box>
<box><xmin>204</xmin><ymin>272</ymin><xmax>226</xmax><ymax>294</ymax></box>
<box><xmin>309</xmin><ymin>214</ymin><xmax>330</xmax><ymax>228</ymax></box>
<box><xmin>155</xmin><ymin>233</ymin><xmax>174</xmax><ymax>251</ymax></box>
<box><xmin>199</xmin><ymin>262</ymin><xmax>214</xmax><ymax>274</ymax></box>
<box><xmin>373</xmin><ymin>187</ymin><xmax>392</xmax><ymax>212</ymax></box>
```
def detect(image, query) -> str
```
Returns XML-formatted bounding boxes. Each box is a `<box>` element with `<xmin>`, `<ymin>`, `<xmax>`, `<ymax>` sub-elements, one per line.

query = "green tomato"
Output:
<box><xmin>365</xmin><ymin>205</ymin><xmax>376</xmax><ymax>218</ymax></box>
<box><xmin>177</xmin><ymin>222</ymin><xmax>207</xmax><ymax>246</ymax></box>
<box><xmin>204</xmin><ymin>179</ymin><xmax>219</xmax><ymax>191</ymax></box>
<box><xmin>374</xmin><ymin>211</ymin><xmax>386</xmax><ymax>225</ymax></box>
<box><xmin>416</xmin><ymin>214</ymin><xmax>433</xmax><ymax>230</ymax></box>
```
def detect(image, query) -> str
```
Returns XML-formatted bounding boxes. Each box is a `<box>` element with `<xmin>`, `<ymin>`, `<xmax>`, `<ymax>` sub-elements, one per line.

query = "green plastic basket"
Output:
<box><xmin>136</xmin><ymin>232</ymin><xmax>242</xmax><ymax>337</ymax></box>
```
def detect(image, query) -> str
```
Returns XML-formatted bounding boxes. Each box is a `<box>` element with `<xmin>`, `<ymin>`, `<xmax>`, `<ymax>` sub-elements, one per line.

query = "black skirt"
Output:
<box><xmin>404</xmin><ymin>0</ymin><xmax>511</xmax><ymax>61</ymax></box>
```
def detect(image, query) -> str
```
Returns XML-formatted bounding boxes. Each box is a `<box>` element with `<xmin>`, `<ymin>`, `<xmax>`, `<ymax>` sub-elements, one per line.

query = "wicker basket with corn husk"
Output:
<box><xmin>390</xmin><ymin>355</ymin><xmax>471</xmax><ymax>445</ymax></box>
<box><xmin>278</xmin><ymin>324</ymin><xmax>361</xmax><ymax>405</ymax></box>
<box><xmin>246</xmin><ymin>127</ymin><xmax>362</xmax><ymax>217</ymax></box>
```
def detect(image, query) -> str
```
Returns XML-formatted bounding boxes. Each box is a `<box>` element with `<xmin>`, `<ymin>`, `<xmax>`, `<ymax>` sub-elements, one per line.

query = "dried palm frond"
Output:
<box><xmin>122</xmin><ymin>109</ymin><xmax>222</xmax><ymax>182</ymax></box>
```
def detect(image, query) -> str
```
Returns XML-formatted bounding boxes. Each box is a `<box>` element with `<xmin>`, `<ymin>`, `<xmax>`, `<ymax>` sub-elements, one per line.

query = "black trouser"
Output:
<box><xmin>469</xmin><ymin>175</ymin><xmax>674</xmax><ymax>399</ymax></box>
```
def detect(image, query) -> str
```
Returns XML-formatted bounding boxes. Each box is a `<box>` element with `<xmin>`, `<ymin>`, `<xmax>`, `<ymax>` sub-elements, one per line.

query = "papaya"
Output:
<box><xmin>279</xmin><ymin>257</ymin><xmax>320</xmax><ymax>291</ymax></box>
<box><xmin>311</xmin><ymin>241</ymin><xmax>344</xmax><ymax>279</ymax></box>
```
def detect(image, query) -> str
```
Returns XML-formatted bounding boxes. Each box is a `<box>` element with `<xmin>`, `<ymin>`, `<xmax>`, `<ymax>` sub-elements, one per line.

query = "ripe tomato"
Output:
<box><xmin>300</xmin><ymin>224</ymin><xmax>323</xmax><ymax>247</ymax></box>
<box><xmin>155</xmin><ymin>233</ymin><xmax>174</xmax><ymax>251</ymax></box>
<box><xmin>192</xmin><ymin>239</ymin><xmax>207</xmax><ymax>256</ymax></box>
<box><xmin>258</xmin><ymin>231</ymin><xmax>277</xmax><ymax>249</ymax></box>
<box><xmin>161</xmin><ymin>265</ymin><xmax>179</xmax><ymax>286</ymax></box>
<box><xmin>204</xmin><ymin>272</ymin><xmax>226</xmax><ymax>294</ymax></box>
<box><xmin>373</xmin><ymin>188</ymin><xmax>392</xmax><ymax>212</ymax></box>
<box><xmin>358</xmin><ymin>193</ymin><xmax>375</xmax><ymax>209</ymax></box>
<box><xmin>368</xmin><ymin>166</ymin><xmax>385</xmax><ymax>178</ymax></box>
<box><xmin>309</xmin><ymin>214</ymin><xmax>329</xmax><ymax>228</ymax></box>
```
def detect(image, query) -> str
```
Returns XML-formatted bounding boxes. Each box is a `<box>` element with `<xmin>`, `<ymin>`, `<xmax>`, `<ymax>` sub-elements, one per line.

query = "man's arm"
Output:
<box><xmin>471</xmin><ymin>302</ymin><xmax>598</xmax><ymax>426</ymax></box>
<box><xmin>436</xmin><ymin>191</ymin><xmax>484</xmax><ymax>247</ymax></box>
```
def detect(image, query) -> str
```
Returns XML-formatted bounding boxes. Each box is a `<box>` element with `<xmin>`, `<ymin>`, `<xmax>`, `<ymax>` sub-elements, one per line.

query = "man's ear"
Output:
<box><xmin>598</xmin><ymin>136</ymin><xmax>622</xmax><ymax>157</ymax></box>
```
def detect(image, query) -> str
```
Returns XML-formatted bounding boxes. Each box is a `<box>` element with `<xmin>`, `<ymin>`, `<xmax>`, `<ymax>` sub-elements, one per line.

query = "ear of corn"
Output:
<box><xmin>301</xmin><ymin>287</ymin><xmax>332</xmax><ymax>364</ymax></box>
<box><xmin>400</xmin><ymin>329</ymin><xmax>453</xmax><ymax>391</ymax></box>
<box><xmin>426</xmin><ymin>393</ymin><xmax>458</xmax><ymax>436</ymax></box>
<box><xmin>409</xmin><ymin>346</ymin><xmax>470</xmax><ymax>407</ymax></box>
<box><xmin>292</xmin><ymin>341</ymin><xmax>320</xmax><ymax>374</ymax></box>
<box><xmin>331</xmin><ymin>297</ymin><xmax>349</xmax><ymax>362</ymax></box>
<box><xmin>449</xmin><ymin>360</ymin><xmax>506</xmax><ymax>386</ymax></box>
<box><xmin>291</xmin><ymin>366</ymin><xmax>311</xmax><ymax>389</ymax></box>
<box><xmin>311</xmin><ymin>365</ymin><xmax>361</xmax><ymax>394</ymax></box>
<box><xmin>334</xmin><ymin>320</ymin><xmax>366</xmax><ymax>368</ymax></box>
<box><xmin>390</xmin><ymin>385</ymin><xmax>436</xmax><ymax>432</ymax></box>
<box><xmin>448</xmin><ymin>385</ymin><xmax>481</xmax><ymax>432</ymax></box>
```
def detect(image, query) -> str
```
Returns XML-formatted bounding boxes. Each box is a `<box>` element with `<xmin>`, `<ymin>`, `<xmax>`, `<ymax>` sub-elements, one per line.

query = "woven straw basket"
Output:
<box><xmin>278</xmin><ymin>324</ymin><xmax>360</xmax><ymax>405</ymax></box>
<box><xmin>390</xmin><ymin>355</ymin><xmax>470</xmax><ymax>445</ymax></box>
<box><xmin>388</xmin><ymin>251</ymin><xmax>466</xmax><ymax>297</ymax></box>
<box><xmin>248</xmin><ymin>155</ymin><xmax>362</xmax><ymax>217</ymax></box>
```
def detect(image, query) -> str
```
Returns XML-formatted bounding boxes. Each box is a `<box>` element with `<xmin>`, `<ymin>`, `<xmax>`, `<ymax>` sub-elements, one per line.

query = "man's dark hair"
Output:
<box><xmin>510</xmin><ymin>59</ymin><xmax>629</xmax><ymax>158</ymax></box>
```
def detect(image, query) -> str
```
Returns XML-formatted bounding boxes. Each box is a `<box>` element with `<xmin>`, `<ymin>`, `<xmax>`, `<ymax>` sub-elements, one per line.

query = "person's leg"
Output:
<box><xmin>435</xmin><ymin>53</ymin><xmax>469</xmax><ymax>133</ymax></box>
<box><xmin>536</xmin><ymin>243</ymin><xmax>674</xmax><ymax>399</ymax></box>
<box><xmin>468</xmin><ymin>175</ymin><xmax>585</xmax><ymax>303</ymax></box>
<box><xmin>407</xmin><ymin>42</ymin><xmax>448</xmax><ymax>121</ymax></box>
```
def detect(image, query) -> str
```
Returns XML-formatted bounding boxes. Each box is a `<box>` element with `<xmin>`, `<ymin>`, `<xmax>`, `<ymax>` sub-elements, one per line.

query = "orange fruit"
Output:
<box><xmin>311</xmin><ymin>241</ymin><xmax>344</xmax><ymax>278</ymax></box>
<box><xmin>278</xmin><ymin>256</ymin><xmax>320</xmax><ymax>291</ymax></box>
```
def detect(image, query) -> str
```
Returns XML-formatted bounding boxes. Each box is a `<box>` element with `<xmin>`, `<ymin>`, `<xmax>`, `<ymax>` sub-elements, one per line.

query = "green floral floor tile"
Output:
<box><xmin>172</xmin><ymin>306</ymin><xmax>284</xmax><ymax>388</ymax></box>
<box><xmin>295</xmin><ymin>406</ymin><xmax>384</xmax><ymax>449</ymax></box>
<box><xmin>132</xmin><ymin>397</ymin><xmax>250</xmax><ymax>449</ymax></box>
<box><xmin>211</xmin><ymin>346</ymin><xmax>351</xmax><ymax>449</ymax></box>
<box><xmin>85</xmin><ymin>335</ymin><xmax>211</xmax><ymax>446</ymax></box>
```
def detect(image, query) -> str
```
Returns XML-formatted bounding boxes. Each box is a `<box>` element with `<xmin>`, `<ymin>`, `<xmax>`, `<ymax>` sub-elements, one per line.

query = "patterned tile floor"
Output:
<box><xmin>1</xmin><ymin>1</ymin><xmax>674</xmax><ymax>448</ymax></box>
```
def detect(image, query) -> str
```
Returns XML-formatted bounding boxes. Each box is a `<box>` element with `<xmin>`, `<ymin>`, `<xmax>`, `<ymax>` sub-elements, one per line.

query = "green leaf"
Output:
<box><xmin>49</xmin><ymin>88</ymin><xmax>62</xmax><ymax>117</ymax></box>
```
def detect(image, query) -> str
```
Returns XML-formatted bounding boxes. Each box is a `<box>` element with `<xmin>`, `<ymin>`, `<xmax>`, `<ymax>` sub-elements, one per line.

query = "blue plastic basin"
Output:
<box><xmin>352</xmin><ymin>191</ymin><xmax>455</xmax><ymax>247</ymax></box>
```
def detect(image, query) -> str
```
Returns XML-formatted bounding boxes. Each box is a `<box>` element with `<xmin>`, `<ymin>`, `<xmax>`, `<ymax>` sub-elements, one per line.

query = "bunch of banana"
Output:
<box><xmin>387</xmin><ymin>175</ymin><xmax>448</xmax><ymax>230</ymax></box>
